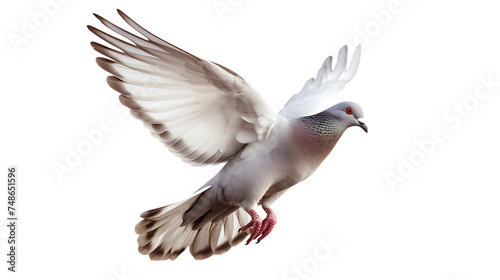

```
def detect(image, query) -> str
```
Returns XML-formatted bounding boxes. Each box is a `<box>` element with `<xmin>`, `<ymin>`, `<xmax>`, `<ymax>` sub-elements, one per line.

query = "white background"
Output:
<box><xmin>2</xmin><ymin>0</ymin><xmax>500</xmax><ymax>280</ymax></box>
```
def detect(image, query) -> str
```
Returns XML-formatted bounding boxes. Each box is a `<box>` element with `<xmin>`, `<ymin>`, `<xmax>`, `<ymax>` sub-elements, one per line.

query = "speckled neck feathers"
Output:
<box><xmin>292</xmin><ymin>112</ymin><xmax>346</xmax><ymax>163</ymax></box>
<box><xmin>298</xmin><ymin>112</ymin><xmax>344</xmax><ymax>138</ymax></box>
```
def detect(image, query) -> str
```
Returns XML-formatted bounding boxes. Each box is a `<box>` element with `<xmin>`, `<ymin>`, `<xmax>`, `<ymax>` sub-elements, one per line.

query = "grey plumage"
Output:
<box><xmin>89</xmin><ymin>10</ymin><xmax>367</xmax><ymax>260</ymax></box>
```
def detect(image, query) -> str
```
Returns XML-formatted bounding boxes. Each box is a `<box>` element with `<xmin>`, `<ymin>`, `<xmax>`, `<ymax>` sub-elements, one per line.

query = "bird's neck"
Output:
<box><xmin>292</xmin><ymin>113</ymin><xmax>346</xmax><ymax>163</ymax></box>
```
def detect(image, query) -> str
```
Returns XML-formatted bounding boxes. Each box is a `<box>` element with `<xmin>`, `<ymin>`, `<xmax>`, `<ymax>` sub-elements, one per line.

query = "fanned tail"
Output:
<box><xmin>135</xmin><ymin>188</ymin><xmax>250</xmax><ymax>260</ymax></box>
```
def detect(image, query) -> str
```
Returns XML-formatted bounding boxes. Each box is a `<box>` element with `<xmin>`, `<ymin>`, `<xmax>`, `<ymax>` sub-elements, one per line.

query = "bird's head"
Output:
<box><xmin>324</xmin><ymin>101</ymin><xmax>368</xmax><ymax>133</ymax></box>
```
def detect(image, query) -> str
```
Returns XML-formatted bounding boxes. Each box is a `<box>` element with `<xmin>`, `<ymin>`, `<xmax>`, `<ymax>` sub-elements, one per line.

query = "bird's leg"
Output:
<box><xmin>256</xmin><ymin>207</ymin><xmax>277</xmax><ymax>243</ymax></box>
<box><xmin>239</xmin><ymin>209</ymin><xmax>262</xmax><ymax>245</ymax></box>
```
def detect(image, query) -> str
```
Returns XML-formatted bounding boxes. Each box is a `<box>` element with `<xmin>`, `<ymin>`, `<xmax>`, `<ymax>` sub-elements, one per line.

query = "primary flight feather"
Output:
<box><xmin>89</xmin><ymin>9</ymin><xmax>367</xmax><ymax>261</ymax></box>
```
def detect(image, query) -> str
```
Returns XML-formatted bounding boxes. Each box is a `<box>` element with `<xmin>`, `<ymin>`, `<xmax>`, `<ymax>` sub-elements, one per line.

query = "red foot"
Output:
<box><xmin>239</xmin><ymin>209</ymin><xmax>262</xmax><ymax>245</ymax></box>
<box><xmin>239</xmin><ymin>208</ymin><xmax>278</xmax><ymax>244</ymax></box>
<box><xmin>257</xmin><ymin>207</ymin><xmax>277</xmax><ymax>243</ymax></box>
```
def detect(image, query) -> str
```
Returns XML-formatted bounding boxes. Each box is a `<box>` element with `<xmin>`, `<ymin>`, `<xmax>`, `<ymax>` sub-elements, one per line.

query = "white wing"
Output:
<box><xmin>89</xmin><ymin>10</ymin><xmax>278</xmax><ymax>165</ymax></box>
<box><xmin>279</xmin><ymin>45</ymin><xmax>361</xmax><ymax>119</ymax></box>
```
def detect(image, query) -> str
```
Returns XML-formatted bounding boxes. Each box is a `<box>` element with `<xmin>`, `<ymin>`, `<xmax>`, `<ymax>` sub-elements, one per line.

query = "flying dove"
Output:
<box><xmin>88</xmin><ymin>10</ymin><xmax>367</xmax><ymax>261</ymax></box>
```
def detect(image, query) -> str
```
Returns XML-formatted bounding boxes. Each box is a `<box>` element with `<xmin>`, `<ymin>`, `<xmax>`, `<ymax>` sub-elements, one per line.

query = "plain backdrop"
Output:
<box><xmin>2</xmin><ymin>1</ymin><xmax>500</xmax><ymax>280</ymax></box>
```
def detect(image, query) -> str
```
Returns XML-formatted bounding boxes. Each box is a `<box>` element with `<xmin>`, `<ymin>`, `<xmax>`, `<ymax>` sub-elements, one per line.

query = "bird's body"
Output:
<box><xmin>89</xmin><ymin>10</ymin><xmax>367</xmax><ymax>260</ymax></box>
<box><xmin>212</xmin><ymin>118</ymin><xmax>306</xmax><ymax>207</ymax></box>
<box><xmin>214</xmin><ymin>113</ymin><xmax>350</xmax><ymax>209</ymax></box>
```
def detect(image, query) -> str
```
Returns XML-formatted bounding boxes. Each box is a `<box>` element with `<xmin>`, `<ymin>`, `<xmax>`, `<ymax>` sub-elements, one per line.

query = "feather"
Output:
<box><xmin>190</xmin><ymin>223</ymin><xmax>213</xmax><ymax>260</ymax></box>
<box><xmin>135</xmin><ymin>187</ymin><xmax>248</xmax><ymax>260</ymax></box>
<box><xmin>279</xmin><ymin>45</ymin><xmax>361</xmax><ymax>119</ymax></box>
<box><xmin>89</xmin><ymin>10</ymin><xmax>278</xmax><ymax>166</ymax></box>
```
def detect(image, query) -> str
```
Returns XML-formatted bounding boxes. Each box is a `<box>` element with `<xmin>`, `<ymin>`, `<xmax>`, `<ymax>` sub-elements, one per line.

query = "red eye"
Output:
<box><xmin>346</xmin><ymin>107</ymin><xmax>353</xmax><ymax>115</ymax></box>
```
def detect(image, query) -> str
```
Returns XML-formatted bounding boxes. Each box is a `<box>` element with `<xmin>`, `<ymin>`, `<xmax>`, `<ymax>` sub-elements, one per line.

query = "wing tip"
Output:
<box><xmin>92</xmin><ymin>13</ymin><xmax>103</xmax><ymax>21</ymax></box>
<box><xmin>87</xmin><ymin>24</ymin><xmax>96</xmax><ymax>33</ymax></box>
<box><xmin>106</xmin><ymin>76</ymin><xmax>127</xmax><ymax>94</ymax></box>
<box><xmin>116</xmin><ymin>9</ymin><xmax>126</xmax><ymax>17</ymax></box>
<box><xmin>95</xmin><ymin>56</ymin><xmax>115</xmax><ymax>70</ymax></box>
<box><xmin>116</xmin><ymin>8</ymin><xmax>134</xmax><ymax>24</ymax></box>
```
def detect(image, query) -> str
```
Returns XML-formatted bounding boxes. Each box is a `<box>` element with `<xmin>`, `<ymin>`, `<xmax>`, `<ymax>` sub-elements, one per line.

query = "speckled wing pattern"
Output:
<box><xmin>279</xmin><ymin>45</ymin><xmax>361</xmax><ymax>119</ymax></box>
<box><xmin>88</xmin><ymin>10</ymin><xmax>278</xmax><ymax>165</ymax></box>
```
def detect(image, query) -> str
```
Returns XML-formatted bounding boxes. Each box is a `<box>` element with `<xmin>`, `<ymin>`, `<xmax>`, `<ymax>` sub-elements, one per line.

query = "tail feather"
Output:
<box><xmin>181</xmin><ymin>190</ymin><xmax>217</xmax><ymax>227</ymax></box>
<box><xmin>136</xmin><ymin>192</ymin><xmax>201</xmax><ymax>233</ymax></box>
<box><xmin>210</xmin><ymin>221</ymin><xmax>231</xmax><ymax>255</ymax></box>
<box><xmin>138</xmin><ymin>217</ymin><xmax>184</xmax><ymax>256</ymax></box>
<box><xmin>213</xmin><ymin>205</ymin><xmax>239</xmax><ymax>223</ymax></box>
<box><xmin>168</xmin><ymin>227</ymin><xmax>196</xmax><ymax>260</ymax></box>
<box><xmin>136</xmin><ymin>189</ymin><xmax>251</xmax><ymax>260</ymax></box>
<box><xmin>192</xmin><ymin>208</ymin><xmax>229</xmax><ymax>231</ymax></box>
<box><xmin>190</xmin><ymin>223</ymin><xmax>213</xmax><ymax>259</ymax></box>
<box><xmin>150</xmin><ymin>223</ymin><xmax>189</xmax><ymax>260</ymax></box>
<box><xmin>226</xmin><ymin>208</ymin><xmax>250</xmax><ymax>246</ymax></box>
<box><xmin>137</xmin><ymin>216</ymin><xmax>178</xmax><ymax>244</ymax></box>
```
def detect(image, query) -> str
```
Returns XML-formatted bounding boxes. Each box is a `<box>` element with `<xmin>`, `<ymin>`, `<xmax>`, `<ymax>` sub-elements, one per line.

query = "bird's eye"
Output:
<box><xmin>346</xmin><ymin>107</ymin><xmax>353</xmax><ymax>115</ymax></box>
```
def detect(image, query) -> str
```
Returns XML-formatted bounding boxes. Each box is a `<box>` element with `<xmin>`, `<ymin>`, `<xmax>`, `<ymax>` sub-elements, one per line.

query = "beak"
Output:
<box><xmin>357</xmin><ymin>118</ymin><xmax>368</xmax><ymax>133</ymax></box>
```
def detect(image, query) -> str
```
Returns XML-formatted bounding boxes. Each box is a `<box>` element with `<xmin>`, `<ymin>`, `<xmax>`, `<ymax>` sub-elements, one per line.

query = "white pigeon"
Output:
<box><xmin>89</xmin><ymin>10</ymin><xmax>367</xmax><ymax>261</ymax></box>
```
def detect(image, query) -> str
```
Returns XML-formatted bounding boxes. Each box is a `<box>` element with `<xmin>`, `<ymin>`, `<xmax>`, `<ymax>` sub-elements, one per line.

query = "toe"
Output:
<box><xmin>256</xmin><ymin>210</ymin><xmax>277</xmax><ymax>243</ymax></box>
<box><xmin>245</xmin><ymin>219</ymin><xmax>262</xmax><ymax>244</ymax></box>
<box><xmin>239</xmin><ymin>221</ymin><xmax>253</xmax><ymax>232</ymax></box>
<box><xmin>243</xmin><ymin>209</ymin><xmax>263</xmax><ymax>245</ymax></box>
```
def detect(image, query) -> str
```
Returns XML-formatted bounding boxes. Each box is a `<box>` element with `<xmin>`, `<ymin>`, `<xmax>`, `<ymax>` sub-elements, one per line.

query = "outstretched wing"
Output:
<box><xmin>89</xmin><ymin>10</ymin><xmax>277</xmax><ymax>165</ymax></box>
<box><xmin>279</xmin><ymin>45</ymin><xmax>361</xmax><ymax>119</ymax></box>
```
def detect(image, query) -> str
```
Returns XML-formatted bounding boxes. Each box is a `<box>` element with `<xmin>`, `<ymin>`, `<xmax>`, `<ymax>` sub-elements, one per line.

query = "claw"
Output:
<box><xmin>240</xmin><ymin>209</ymin><xmax>263</xmax><ymax>244</ymax></box>
<box><xmin>257</xmin><ymin>207</ymin><xmax>277</xmax><ymax>243</ymax></box>
<box><xmin>240</xmin><ymin>208</ymin><xmax>278</xmax><ymax>245</ymax></box>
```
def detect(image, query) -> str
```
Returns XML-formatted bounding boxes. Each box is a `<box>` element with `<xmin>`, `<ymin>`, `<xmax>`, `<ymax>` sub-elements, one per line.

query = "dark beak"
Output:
<box><xmin>357</xmin><ymin>118</ymin><xmax>368</xmax><ymax>133</ymax></box>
